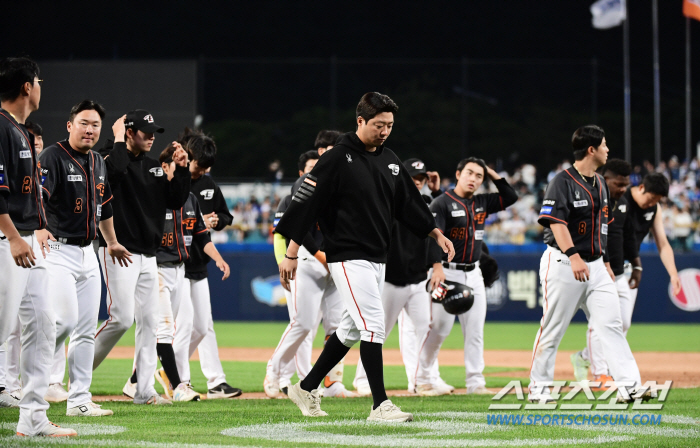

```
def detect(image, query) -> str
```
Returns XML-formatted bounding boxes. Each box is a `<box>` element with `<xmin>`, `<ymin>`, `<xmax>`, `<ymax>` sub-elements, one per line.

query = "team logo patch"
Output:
<box><xmin>601</xmin><ymin>224</ymin><xmax>608</xmax><ymax>235</ymax></box>
<box><xmin>99</xmin><ymin>175</ymin><xmax>105</xmax><ymax>180</ymax></box>
<box><xmin>165</xmin><ymin>213</ymin><xmax>173</xmax><ymax>220</ymax></box>
<box><xmin>19</xmin><ymin>150</ymin><xmax>31</xmax><ymax>159</ymax></box>
<box><xmin>69</xmin><ymin>163</ymin><xmax>75</xmax><ymax>173</ymax></box>
<box><xmin>186</xmin><ymin>211</ymin><xmax>195</xmax><ymax>216</ymax></box>
<box><xmin>0</xmin><ymin>164</ymin><xmax>3</xmax><ymax>170</ymax></box>
<box><xmin>540</xmin><ymin>206</ymin><xmax>553</xmax><ymax>215</ymax></box>
<box><xmin>619</xmin><ymin>204</ymin><xmax>627</xmax><ymax>213</ymax></box>
<box><xmin>0</xmin><ymin>173</ymin><xmax>4</xmax><ymax>184</ymax></box>
<box><xmin>184</xmin><ymin>235</ymin><xmax>193</xmax><ymax>246</ymax></box>
<box><xmin>475</xmin><ymin>230</ymin><xmax>485</xmax><ymax>240</ymax></box>
<box><xmin>67</xmin><ymin>175</ymin><xmax>83</xmax><ymax>182</ymax></box>
<box><xmin>411</xmin><ymin>161</ymin><xmax>424</xmax><ymax>170</ymax></box>
<box><xmin>543</xmin><ymin>199</ymin><xmax>555</xmax><ymax>205</ymax></box>
<box><xmin>48</xmin><ymin>242</ymin><xmax>61</xmax><ymax>251</ymax></box>
<box><xmin>388</xmin><ymin>164</ymin><xmax>400</xmax><ymax>175</ymax></box>
<box><xmin>144</xmin><ymin>114</ymin><xmax>154</xmax><ymax>123</ymax></box>
<box><xmin>200</xmin><ymin>189</ymin><xmax>215</xmax><ymax>200</ymax></box>
<box><xmin>96</xmin><ymin>204</ymin><xmax>102</xmax><ymax>217</ymax></box>
<box><xmin>669</xmin><ymin>268</ymin><xmax>700</xmax><ymax>312</ymax></box>
<box><xmin>451</xmin><ymin>210</ymin><xmax>466</xmax><ymax>217</ymax></box>
<box><xmin>475</xmin><ymin>207</ymin><xmax>484</xmax><ymax>213</ymax></box>
<box><xmin>452</xmin><ymin>203</ymin><xmax>458</xmax><ymax>210</ymax></box>
<box><xmin>573</xmin><ymin>200</ymin><xmax>588</xmax><ymax>208</ymax></box>
<box><xmin>149</xmin><ymin>167</ymin><xmax>164</xmax><ymax>177</ymax></box>
<box><xmin>644</xmin><ymin>211</ymin><xmax>654</xmax><ymax>221</ymax></box>
<box><xmin>575</xmin><ymin>190</ymin><xmax>581</xmax><ymax>200</ymax></box>
<box><xmin>346</xmin><ymin>153</ymin><xmax>353</xmax><ymax>163</ymax></box>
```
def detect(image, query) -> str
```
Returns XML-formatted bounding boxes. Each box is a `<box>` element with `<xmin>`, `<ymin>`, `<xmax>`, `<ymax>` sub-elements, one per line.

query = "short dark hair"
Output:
<box><xmin>642</xmin><ymin>172</ymin><xmax>669</xmax><ymax>197</ymax></box>
<box><xmin>24</xmin><ymin>121</ymin><xmax>42</xmax><ymax>136</ymax></box>
<box><xmin>178</xmin><ymin>127</ymin><xmax>216</xmax><ymax>169</ymax></box>
<box><xmin>356</xmin><ymin>92</ymin><xmax>398</xmax><ymax>123</ymax></box>
<box><xmin>159</xmin><ymin>143</ymin><xmax>192</xmax><ymax>165</ymax></box>
<box><xmin>69</xmin><ymin>100</ymin><xmax>106</xmax><ymax>122</ymax></box>
<box><xmin>0</xmin><ymin>57</ymin><xmax>40</xmax><ymax>102</ymax></box>
<box><xmin>314</xmin><ymin>130</ymin><xmax>342</xmax><ymax>149</ymax></box>
<box><xmin>572</xmin><ymin>125</ymin><xmax>605</xmax><ymax>161</ymax></box>
<box><xmin>456</xmin><ymin>157</ymin><xmax>487</xmax><ymax>176</ymax></box>
<box><xmin>600</xmin><ymin>158</ymin><xmax>631</xmax><ymax>177</ymax></box>
<box><xmin>298</xmin><ymin>150</ymin><xmax>320</xmax><ymax>172</ymax></box>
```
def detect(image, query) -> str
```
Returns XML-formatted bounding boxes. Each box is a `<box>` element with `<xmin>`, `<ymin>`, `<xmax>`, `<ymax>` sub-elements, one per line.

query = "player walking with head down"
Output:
<box><xmin>276</xmin><ymin>92</ymin><xmax>455</xmax><ymax>422</ymax></box>
<box><xmin>531</xmin><ymin>125</ymin><xmax>650</xmax><ymax>404</ymax></box>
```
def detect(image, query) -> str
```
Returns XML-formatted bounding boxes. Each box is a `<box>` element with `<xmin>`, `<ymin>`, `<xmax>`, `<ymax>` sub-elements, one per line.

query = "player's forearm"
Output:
<box><xmin>98</xmin><ymin>217</ymin><xmax>118</xmax><ymax>245</ymax></box>
<box><xmin>203</xmin><ymin>241</ymin><xmax>224</xmax><ymax>264</ymax></box>
<box><xmin>286</xmin><ymin>240</ymin><xmax>301</xmax><ymax>258</ymax></box>
<box><xmin>0</xmin><ymin>213</ymin><xmax>21</xmax><ymax>241</ymax></box>
<box><xmin>551</xmin><ymin>223</ymin><xmax>577</xmax><ymax>254</ymax></box>
<box><xmin>658</xmin><ymin>243</ymin><xmax>679</xmax><ymax>278</ymax></box>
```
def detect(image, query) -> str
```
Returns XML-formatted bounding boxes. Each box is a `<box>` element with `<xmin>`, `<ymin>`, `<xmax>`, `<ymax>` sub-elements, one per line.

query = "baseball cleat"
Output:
<box><xmin>616</xmin><ymin>386</ymin><xmax>657</xmax><ymax>404</ymax></box>
<box><xmin>407</xmin><ymin>382</ymin><xmax>416</xmax><ymax>394</ymax></box>
<box><xmin>590</xmin><ymin>374</ymin><xmax>614</xmax><ymax>392</ymax></box>
<box><xmin>324</xmin><ymin>382</ymin><xmax>359</xmax><ymax>398</ymax></box>
<box><xmin>367</xmin><ymin>400</ymin><xmax>413</xmax><ymax>422</ymax></box>
<box><xmin>207</xmin><ymin>382</ymin><xmax>242</xmax><ymax>399</ymax></box>
<box><xmin>173</xmin><ymin>383</ymin><xmax>201</xmax><ymax>402</ymax></box>
<box><xmin>287</xmin><ymin>382</ymin><xmax>327</xmax><ymax>417</ymax></box>
<box><xmin>66</xmin><ymin>401</ymin><xmax>114</xmax><ymax>417</ymax></box>
<box><xmin>10</xmin><ymin>389</ymin><xmax>22</xmax><ymax>401</ymax></box>
<box><xmin>264</xmin><ymin>374</ymin><xmax>281</xmax><ymax>398</ymax></box>
<box><xmin>467</xmin><ymin>386</ymin><xmax>492</xmax><ymax>395</ymax></box>
<box><xmin>570</xmin><ymin>351</ymin><xmax>591</xmax><ymax>382</ymax></box>
<box><xmin>17</xmin><ymin>422</ymin><xmax>77</xmax><ymax>437</ymax></box>
<box><xmin>122</xmin><ymin>378</ymin><xmax>136</xmax><ymax>399</ymax></box>
<box><xmin>155</xmin><ymin>368</ymin><xmax>174</xmax><ymax>399</ymax></box>
<box><xmin>145</xmin><ymin>394</ymin><xmax>172</xmax><ymax>405</ymax></box>
<box><xmin>435</xmin><ymin>378</ymin><xmax>455</xmax><ymax>393</ymax></box>
<box><xmin>45</xmin><ymin>383</ymin><xmax>69</xmax><ymax>403</ymax></box>
<box><xmin>354</xmin><ymin>382</ymin><xmax>372</xmax><ymax>397</ymax></box>
<box><xmin>416</xmin><ymin>383</ymin><xmax>450</xmax><ymax>396</ymax></box>
<box><xmin>0</xmin><ymin>390</ymin><xmax>20</xmax><ymax>408</ymax></box>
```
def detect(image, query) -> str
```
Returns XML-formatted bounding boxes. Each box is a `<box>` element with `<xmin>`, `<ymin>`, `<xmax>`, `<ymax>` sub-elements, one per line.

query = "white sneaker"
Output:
<box><xmin>264</xmin><ymin>374</ymin><xmax>281</xmax><ymax>398</ymax></box>
<box><xmin>17</xmin><ymin>422</ymin><xmax>77</xmax><ymax>437</ymax></box>
<box><xmin>435</xmin><ymin>377</ymin><xmax>455</xmax><ymax>393</ymax></box>
<box><xmin>367</xmin><ymin>400</ymin><xmax>413</xmax><ymax>422</ymax></box>
<box><xmin>287</xmin><ymin>382</ymin><xmax>327</xmax><ymax>417</ymax></box>
<box><xmin>155</xmin><ymin>368</ymin><xmax>174</xmax><ymax>399</ymax></box>
<box><xmin>354</xmin><ymin>382</ymin><xmax>372</xmax><ymax>397</ymax></box>
<box><xmin>145</xmin><ymin>395</ymin><xmax>172</xmax><ymax>405</ymax></box>
<box><xmin>123</xmin><ymin>378</ymin><xmax>136</xmax><ymax>399</ymax></box>
<box><xmin>45</xmin><ymin>383</ymin><xmax>69</xmax><ymax>403</ymax></box>
<box><xmin>324</xmin><ymin>382</ymin><xmax>359</xmax><ymax>398</ymax></box>
<box><xmin>0</xmin><ymin>390</ymin><xmax>19</xmax><ymax>408</ymax></box>
<box><xmin>10</xmin><ymin>389</ymin><xmax>22</xmax><ymax>400</ymax></box>
<box><xmin>570</xmin><ymin>351</ymin><xmax>591</xmax><ymax>383</ymax></box>
<box><xmin>467</xmin><ymin>386</ymin><xmax>492</xmax><ymax>395</ymax></box>
<box><xmin>416</xmin><ymin>383</ymin><xmax>449</xmax><ymax>396</ymax></box>
<box><xmin>67</xmin><ymin>401</ymin><xmax>114</xmax><ymax>417</ymax></box>
<box><xmin>173</xmin><ymin>383</ymin><xmax>201</xmax><ymax>402</ymax></box>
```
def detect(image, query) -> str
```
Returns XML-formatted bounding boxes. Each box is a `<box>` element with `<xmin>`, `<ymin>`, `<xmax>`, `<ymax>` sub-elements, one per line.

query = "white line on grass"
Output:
<box><xmin>0</xmin><ymin>423</ymin><xmax>127</xmax><ymax>436</ymax></box>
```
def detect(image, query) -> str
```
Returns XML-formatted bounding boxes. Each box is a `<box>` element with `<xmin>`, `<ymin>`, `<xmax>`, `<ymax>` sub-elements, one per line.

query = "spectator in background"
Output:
<box><xmin>672</xmin><ymin>204</ymin><xmax>693</xmax><ymax>251</ymax></box>
<box><xmin>268</xmin><ymin>160</ymin><xmax>283</xmax><ymax>184</ymax></box>
<box><xmin>25</xmin><ymin>120</ymin><xmax>43</xmax><ymax>154</ymax></box>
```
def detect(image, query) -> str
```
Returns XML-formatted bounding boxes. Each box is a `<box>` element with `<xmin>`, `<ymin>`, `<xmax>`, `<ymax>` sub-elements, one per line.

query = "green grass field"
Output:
<box><xmin>1</xmin><ymin>322</ymin><xmax>698</xmax><ymax>447</ymax></box>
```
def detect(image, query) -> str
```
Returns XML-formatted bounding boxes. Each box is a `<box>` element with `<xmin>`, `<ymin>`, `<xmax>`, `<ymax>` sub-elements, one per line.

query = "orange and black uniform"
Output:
<box><xmin>157</xmin><ymin>192</ymin><xmax>210</xmax><ymax>265</ymax></box>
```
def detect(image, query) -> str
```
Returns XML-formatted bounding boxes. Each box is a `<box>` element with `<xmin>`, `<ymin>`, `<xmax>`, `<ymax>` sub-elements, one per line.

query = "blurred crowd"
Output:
<box><xmin>211</xmin><ymin>156</ymin><xmax>700</xmax><ymax>252</ymax></box>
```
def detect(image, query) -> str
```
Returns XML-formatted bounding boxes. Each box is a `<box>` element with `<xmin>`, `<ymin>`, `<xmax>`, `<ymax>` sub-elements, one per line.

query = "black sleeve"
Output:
<box><xmin>484</xmin><ymin>178</ymin><xmax>518</xmax><ymax>215</ymax></box>
<box><xmin>272</xmin><ymin>195</ymin><xmax>291</xmax><ymax>233</ymax></box>
<box><xmin>0</xmin><ymin>132</ymin><xmax>9</xmax><ymax>204</ymax></box>
<box><xmin>537</xmin><ymin>174</ymin><xmax>570</xmax><ymax>228</ymax></box>
<box><xmin>37</xmin><ymin>149</ymin><xmax>59</xmax><ymax>202</ymax></box>
<box><xmin>165</xmin><ymin>165</ymin><xmax>192</xmax><ymax>210</ymax></box>
<box><xmin>302</xmin><ymin>232</ymin><xmax>320</xmax><ymax>255</ymax></box>
<box><xmin>393</xmin><ymin>161</ymin><xmax>437</xmax><ymax>238</ymax></box>
<box><xmin>431</xmin><ymin>189</ymin><xmax>443</xmax><ymax>199</ymax></box>
<box><xmin>212</xmin><ymin>184</ymin><xmax>233</xmax><ymax>230</ymax></box>
<box><xmin>622</xmin><ymin>214</ymin><xmax>639</xmax><ymax>262</ymax></box>
<box><xmin>100</xmin><ymin>168</ymin><xmax>114</xmax><ymax>221</ymax></box>
<box><xmin>102</xmin><ymin>141</ymin><xmax>130</xmax><ymax>187</ymax></box>
<box><xmin>427</xmin><ymin>199</ymin><xmax>447</xmax><ymax>264</ymax></box>
<box><xmin>275</xmin><ymin>152</ymin><xmax>339</xmax><ymax>245</ymax></box>
<box><xmin>193</xmin><ymin>199</ymin><xmax>212</xmax><ymax>246</ymax></box>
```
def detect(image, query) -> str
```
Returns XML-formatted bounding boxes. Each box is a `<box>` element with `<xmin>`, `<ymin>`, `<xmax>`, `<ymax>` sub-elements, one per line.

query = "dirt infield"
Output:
<box><xmin>106</xmin><ymin>346</ymin><xmax>700</xmax><ymax>388</ymax></box>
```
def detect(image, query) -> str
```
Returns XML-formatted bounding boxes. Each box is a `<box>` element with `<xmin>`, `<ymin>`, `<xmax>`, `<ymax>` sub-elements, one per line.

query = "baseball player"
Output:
<box><xmin>25</xmin><ymin>121</ymin><xmax>43</xmax><ymax>154</ymax></box>
<box><xmin>128</xmin><ymin>144</ymin><xmax>227</xmax><ymax>402</ymax></box>
<box><xmin>93</xmin><ymin>110</ymin><xmax>191</xmax><ymax>405</ymax></box>
<box><xmin>0</xmin><ymin>57</ymin><xmax>76</xmax><ymax>436</ymax></box>
<box><xmin>571</xmin><ymin>169</ymin><xmax>681</xmax><ymax>384</ymax></box>
<box><xmin>266</xmin><ymin>149</ymin><xmax>355</xmax><ymax>399</ymax></box>
<box><xmin>277</xmin><ymin>92</ymin><xmax>455</xmax><ymax>422</ymax></box>
<box><xmin>415</xmin><ymin>157</ymin><xmax>517</xmax><ymax>396</ymax></box>
<box><xmin>314</xmin><ymin>130</ymin><xmax>342</xmax><ymax>155</ymax></box>
<box><xmin>531</xmin><ymin>125</ymin><xmax>650</xmax><ymax>403</ymax></box>
<box><xmin>37</xmin><ymin>99</ymin><xmax>133</xmax><ymax>417</ymax></box>
<box><xmin>172</xmin><ymin>128</ymin><xmax>241</xmax><ymax>399</ymax></box>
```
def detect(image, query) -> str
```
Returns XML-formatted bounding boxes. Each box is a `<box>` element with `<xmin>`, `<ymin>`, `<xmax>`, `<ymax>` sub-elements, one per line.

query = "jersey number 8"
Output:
<box><xmin>578</xmin><ymin>222</ymin><xmax>586</xmax><ymax>235</ymax></box>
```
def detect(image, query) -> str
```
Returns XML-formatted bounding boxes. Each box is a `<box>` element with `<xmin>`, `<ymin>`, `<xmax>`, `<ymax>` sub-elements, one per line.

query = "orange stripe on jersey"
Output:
<box><xmin>304</xmin><ymin>178</ymin><xmax>317</xmax><ymax>187</ymax></box>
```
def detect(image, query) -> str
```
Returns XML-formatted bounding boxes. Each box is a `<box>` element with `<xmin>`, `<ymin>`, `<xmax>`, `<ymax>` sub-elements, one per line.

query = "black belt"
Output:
<box><xmin>442</xmin><ymin>261</ymin><xmax>477</xmax><ymax>272</ymax></box>
<box><xmin>59</xmin><ymin>237</ymin><xmax>93</xmax><ymax>247</ymax></box>
<box><xmin>1</xmin><ymin>230</ymin><xmax>34</xmax><ymax>240</ymax></box>
<box><xmin>580</xmin><ymin>254</ymin><xmax>602</xmax><ymax>263</ymax></box>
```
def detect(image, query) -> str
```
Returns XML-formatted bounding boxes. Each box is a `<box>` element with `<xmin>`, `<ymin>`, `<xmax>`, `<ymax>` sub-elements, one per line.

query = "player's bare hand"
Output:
<box><xmin>429</xmin><ymin>263</ymin><xmax>446</xmax><ymax>291</ymax></box>
<box><xmin>280</xmin><ymin>274</ymin><xmax>291</xmax><ymax>291</ymax></box>
<box><xmin>35</xmin><ymin>228</ymin><xmax>56</xmax><ymax>258</ymax></box>
<box><xmin>279</xmin><ymin>257</ymin><xmax>297</xmax><ymax>282</ymax></box>
<box><xmin>108</xmin><ymin>242</ymin><xmax>133</xmax><ymax>267</ymax></box>
<box><xmin>629</xmin><ymin>268</ymin><xmax>642</xmax><ymax>289</ymax></box>
<box><xmin>570</xmin><ymin>254</ymin><xmax>589</xmax><ymax>282</ymax></box>
<box><xmin>433</xmin><ymin>232</ymin><xmax>455</xmax><ymax>262</ymax></box>
<box><xmin>486</xmin><ymin>166</ymin><xmax>502</xmax><ymax>180</ymax></box>
<box><xmin>9</xmin><ymin>235</ymin><xmax>36</xmax><ymax>268</ymax></box>
<box><xmin>426</xmin><ymin>171</ymin><xmax>441</xmax><ymax>192</ymax></box>
<box><xmin>670</xmin><ymin>274</ymin><xmax>681</xmax><ymax>296</ymax></box>
<box><xmin>605</xmin><ymin>262</ymin><xmax>615</xmax><ymax>281</ymax></box>
<box><xmin>203</xmin><ymin>212</ymin><xmax>219</xmax><ymax>229</ymax></box>
<box><xmin>113</xmin><ymin>114</ymin><xmax>127</xmax><ymax>142</ymax></box>
<box><xmin>217</xmin><ymin>259</ymin><xmax>230</xmax><ymax>280</ymax></box>
<box><xmin>171</xmin><ymin>142</ymin><xmax>189</xmax><ymax>167</ymax></box>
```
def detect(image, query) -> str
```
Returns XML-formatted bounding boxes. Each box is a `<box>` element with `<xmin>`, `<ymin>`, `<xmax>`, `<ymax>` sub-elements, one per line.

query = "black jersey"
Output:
<box><xmin>97</xmin><ymin>140</ymin><xmax>191</xmax><ymax>256</ymax></box>
<box><xmin>430</xmin><ymin>179</ymin><xmax>517</xmax><ymax>264</ymax></box>
<box><xmin>0</xmin><ymin>109</ymin><xmax>46</xmax><ymax>231</ymax></box>
<box><xmin>273</xmin><ymin>193</ymin><xmax>322</xmax><ymax>255</ymax></box>
<box><xmin>606</xmin><ymin>194</ymin><xmax>639</xmax><ymax>276</ymax></box>
<box><xmin>539</xmin><ymin>167</ymin><xmax>611</xmax><ymax>258</ymax></box>
<box><xmin>625</xmin><ymin>188</ymin><xmax>658</xmax><ymax>251</ymax></box>
<box><xmin>275</xmin><ymin>132</ymin><xmax>436</xmax><ymax>264</ymax></box>
<box><xmin>184</xmin><ymin>175</ymin><xmax>233</xmax><ymax>280</ymax></box>
<box><xmin>157</xmin><ymin>192</ymin><xmax>210</xmax><ymax>265</ymax></box>
<box><xmin>39</xmin><ymin>141</ymin><xmax>113</xmax><ymax>240</ymax></box>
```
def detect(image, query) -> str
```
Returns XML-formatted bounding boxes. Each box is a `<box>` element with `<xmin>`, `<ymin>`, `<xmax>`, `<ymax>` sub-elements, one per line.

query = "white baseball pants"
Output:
<box><xmin>94</xmin><ymin>249</ymin><xmax>159</xmax><ymax>404</ymax></box>
<box><xmin>354</xmin><ymin>280</ymin><xmax>431</xmax><ymax>387</ymax></box>
<box><xmin>46</xmin><ymin>241</ymin><xmax>101</xmax><ymax>408</ymax></box>
<box><xmin>397</xmin><ymin>308</ymin><xmax>443</xmax><ymax>388</ymax></box>
<box><xmin>174</xmin><ymin>278</ymin><xmax>227</xmax><ymax>388</ymax></box>
<box><xmin>0</xmin><ymin>318</ymin><xmax>22</xmax><ymax>392</ymax></box>
<box><xmin>0</xmin><ymin>234</ymin><xmax>54</xmax><ymax>435</ymax></box>
<box><xmin>155</xmin><ymin>264</ymin><xmax>188</xmax><ymax>344</ymax></box>
<box><xmin>529</xmin><ymin>247</ymin><xmax>642</xmax><ymax>395</ymax></box>
<box><xmin>267</xmin><ymin>250</ymin><xmax>342</xmax><ymax>382</ymax></box>
<box><xmin>415</xmin><ymin>264</ymin><xmax>487</xmax><ymax>392</ymax></box>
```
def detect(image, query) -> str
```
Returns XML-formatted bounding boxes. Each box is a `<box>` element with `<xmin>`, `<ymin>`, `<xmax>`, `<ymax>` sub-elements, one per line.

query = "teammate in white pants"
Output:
<box><xmin>93</xmin><ymin>111</ymin><xmax>191</xmax><ymax>405</ymax></box>
<box><xmin>0</xmin><ymin>320</ymin><xmax>21</xmax><ymax>407</ymax></box>
<box><xmin>531</xmin><ymin>125</ymin><xmax>649</xmax><ymax>403</ymax></box>
<box><xmin>416</xmin><ymin>157</ymin><xmax>517</xmax><ymax>395</ymax></box>
<box><xmin>0</xmin><ymin>57</ymin><xmax>76</xmax><ymax>437</ymax></box>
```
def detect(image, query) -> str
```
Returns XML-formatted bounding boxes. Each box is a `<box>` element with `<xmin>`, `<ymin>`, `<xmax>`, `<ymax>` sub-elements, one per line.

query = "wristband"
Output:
<box><xmin>284</xmin><ymin>254</ymin><xmax>298</xmax><ymax>260</ymax></box>
<box><xmin>564</xmin><ymin>247</ymin><xmax>578</xmax><ymax>257</ymax></box>
<box><xmin>633</xmin><ymin>266</ymin><xmax>643</xmax><ymax>271</ymax></box>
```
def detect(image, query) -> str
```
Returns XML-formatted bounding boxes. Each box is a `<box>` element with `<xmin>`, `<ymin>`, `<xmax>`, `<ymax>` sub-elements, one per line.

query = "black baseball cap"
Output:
<box><xmin>125</xmin><ymin>109</ymin><xmax>164</xmax><ymax>134</ymax></box>
<box><xmin>404</xmin><ymin>158</ymin><xmax>428</xmax><ymax>178</ymax></box>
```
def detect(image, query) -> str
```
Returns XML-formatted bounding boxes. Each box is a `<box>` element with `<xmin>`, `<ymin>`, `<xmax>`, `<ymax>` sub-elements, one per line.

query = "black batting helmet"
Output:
<box><xmin>441</xmin><ymin>280</ymin><xmax>474</xmax><ymax>315</ymax></box>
